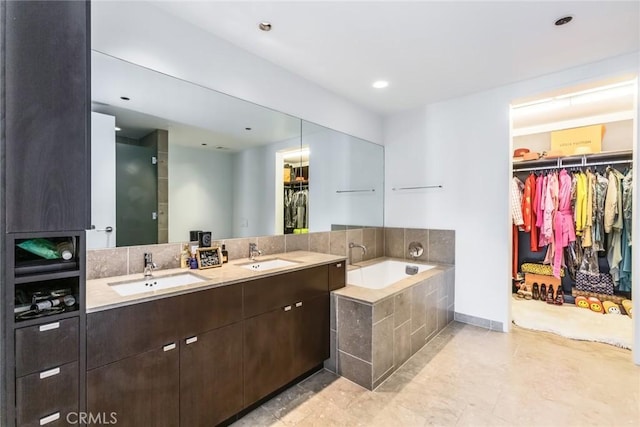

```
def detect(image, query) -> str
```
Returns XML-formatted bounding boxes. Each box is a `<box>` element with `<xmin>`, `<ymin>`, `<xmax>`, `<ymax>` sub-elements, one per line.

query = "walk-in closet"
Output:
<box><xmin>510</xmin><ymin>79</ymin><xmax>636</xmax><ymax>349</ymax></box>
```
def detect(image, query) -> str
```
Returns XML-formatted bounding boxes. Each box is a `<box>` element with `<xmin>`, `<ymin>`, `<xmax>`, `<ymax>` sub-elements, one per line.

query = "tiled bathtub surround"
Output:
<box><xmin>384</xmin><ymin>227</ymin><xmax>455</xmax><ymax>264</ymax></box>
<box><xmin>86</xmin><ymin>228</ymin><xmax>385</xmax><ymax>280</ymax></box>
<box><xmin>330</xmin><ymin>265</ymin><xmax>455</xmax><ymax>390</ymax></box>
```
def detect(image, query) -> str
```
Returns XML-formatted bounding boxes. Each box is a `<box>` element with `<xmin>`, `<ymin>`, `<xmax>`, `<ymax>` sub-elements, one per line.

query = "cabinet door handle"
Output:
<box><xmin>295</xmin><ymin>301</ymin><xmax>303</xmax><ymax>308</ymax></box>
<box><xmin>163</xmin><ymin>343</ymin><xmax>176</xmax><ymax>352</ymax></box>
<box><xmin>336</xmin><ymin>263</ymin><xmax>342</xmax><ymax>268</ymax></box>
<box><xmin>283</xmin><ymin>305</ymin><xmax>292</xmax><ymax>312</ymax></box>
<box><xmin>39</xmin><ymin>367</ymin><xmax>60</xmax><ymax>379</ymax></box>
<box><xmin>39</xmin><ymin>322</ymin><xmax>60</xmax><ymax>332</ymax></box>
<box><xmin>185</xmin><ymin>336</ymin><xmax>198</xmax><ymax>345</ymax></box>
<box><xmin>40</xmin><ymin>412</ymin><xmax>60</xmax><ymax>425</ymax></box>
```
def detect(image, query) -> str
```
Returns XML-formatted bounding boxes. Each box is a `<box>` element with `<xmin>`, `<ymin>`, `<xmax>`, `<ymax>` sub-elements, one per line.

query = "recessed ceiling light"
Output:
<box><xmin>114</xmin><ymin>126</ymin><xmax>121</xmax><ymax>131</ymax></box>
<box><xmin>554</xmin><ymin>16</ymin><xmax>573</xmax><ymax>26</ymax></box>
<box><xmin>216</xmin><ymin>146</ymin><xmax>229</xmax><ymax>150</ymax></box>
<box><xmin>201</xmin><ymin>143</ymin><xmax>207</xmax><ymax>146</ymax></box>
<box><xmin>245</xmin><ymin>127</ymin><xmax>252</xmax><ymax>131</ymax></box>
<box><xmin>372</xmin><ymin>80</ymin><xmax>389</xmax><ymax>89</ymax></box>
<box><xmin>120</xmin><ymin>96</ymin><xmax>130</xmax><ymax>101</ymax></box>
<box><xmin>259</xmin><ymin>22</ymin><xmax>272</xmax><ymax>31</ymax></box>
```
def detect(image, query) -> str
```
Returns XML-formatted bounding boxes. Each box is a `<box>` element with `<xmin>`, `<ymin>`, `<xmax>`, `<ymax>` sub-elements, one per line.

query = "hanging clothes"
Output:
<box><xmin>622</xmin><ymin>168</ymin><xmax>633</xmax><ymax>245</ymax></box>
<box><xmin>522</xmin><ymin>173</ymin><xmax>538</xmax><ymax>252</ymax></box>
<box><xmin>552</xmin><ymin>170</ymin><xmax>576</xmax><ymax>278</ymax></box>
<box><xmin>593</xmin><ymin>172</ymin><xmax>609</xmax><ymax>251</ymax></box>
<box><xmin>581</xmin><ymin>170</ymin><xmax>594</xmax><ymax>248</ymax></box>
<box><xmin>542</xmin><ymin>172</ymin><xmax>559</xmax><ymax>265</ymax></box>
<box><xmin>575</xmin><ymin>172</ymin><xmax>588</xmax><ymax>236</ymax></box>
<box><xmin>511</xmin><ymin>177</ymin><xmax>525</xmax><ymax>279</ymax></box>
<box><xmin>606</xmin><ymin>168</ymin><xmax>625</xmax><ymax>285</ymax></box>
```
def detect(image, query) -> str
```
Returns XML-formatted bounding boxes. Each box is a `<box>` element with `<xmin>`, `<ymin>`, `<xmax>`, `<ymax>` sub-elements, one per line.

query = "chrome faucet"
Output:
<box><xmin>249</xmin><ymin>243</ymin><xmax>262</xmax><ymax>261</ymax></box>
<box><xmin>143</xmin><ymin>253</ymin><xmax>157</xmax><ymax>277</ymax></box>
<box><xmin>348</xmin><ymin>242</ymin><xmax>367</xmax><ymax>264</ymax></box>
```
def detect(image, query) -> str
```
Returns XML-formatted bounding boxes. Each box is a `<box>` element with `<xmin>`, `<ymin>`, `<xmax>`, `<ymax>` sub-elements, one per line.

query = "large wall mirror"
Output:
<box><xmin>89</xmin><ymin>51</ymin><xmax>383</xmax><ymax>248</ymax></box>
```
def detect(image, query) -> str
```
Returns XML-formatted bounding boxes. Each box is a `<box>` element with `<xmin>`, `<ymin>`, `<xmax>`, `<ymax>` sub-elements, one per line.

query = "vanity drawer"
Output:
<box><xmin>328</xmin><ymin>261</ymin><xmax>346</xmax><ymax>291</ymax></box>
<box><xmin>15</xmin><ymin>317</ymin><xmax>79</xmax><ymax>377</ymax></box>
<box><xmin>16</xmin><ymin>361</ymin><xmax>79</xmax><ymax>427</ymax></box>
<box><xmin>244</xmin><ymin>265</ymin><xmax>328</xmax><ymax>318</ymax></box>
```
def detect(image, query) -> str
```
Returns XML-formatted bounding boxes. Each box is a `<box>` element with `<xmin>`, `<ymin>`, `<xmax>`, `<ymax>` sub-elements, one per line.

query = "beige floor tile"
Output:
<box><xmin>234</xmin><ymin>322</ymin><xmax>639</xmax><ymax>427</ymax></box>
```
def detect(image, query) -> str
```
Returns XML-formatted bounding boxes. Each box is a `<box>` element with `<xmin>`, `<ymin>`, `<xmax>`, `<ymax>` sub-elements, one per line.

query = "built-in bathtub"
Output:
<box><xmin>347</xmin><ymin>260</ymin><xmax>436</xmax><ymax>289</ymax></box>
<box><xmin>329</xmin><ymin>258</ymin><xmax>455</xmax><ymax>389</ymax></box>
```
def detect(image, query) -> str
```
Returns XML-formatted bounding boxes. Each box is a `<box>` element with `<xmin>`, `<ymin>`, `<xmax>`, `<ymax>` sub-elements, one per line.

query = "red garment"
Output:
<box><xmin>522</xmin><ymin>173</ymin><xmax>539</xmax><ymax>252</ymax></box>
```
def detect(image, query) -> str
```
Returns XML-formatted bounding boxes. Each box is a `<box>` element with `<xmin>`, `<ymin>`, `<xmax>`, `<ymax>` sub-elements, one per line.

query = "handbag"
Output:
<box><xmin>575</xmin><ymin>271</ymin><xmax>614</xmax><ymax>295</ymax></box>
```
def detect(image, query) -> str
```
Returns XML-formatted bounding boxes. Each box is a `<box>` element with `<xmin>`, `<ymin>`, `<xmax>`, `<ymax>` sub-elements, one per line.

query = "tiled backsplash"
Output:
<box><xmin>86</xmin><ymin>227</ymin><xmax>454</xmax><ymax>279</ymax></box>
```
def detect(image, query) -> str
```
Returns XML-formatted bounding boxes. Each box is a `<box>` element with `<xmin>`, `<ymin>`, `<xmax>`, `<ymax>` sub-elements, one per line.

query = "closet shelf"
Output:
<box><xmin>513</xmin><ymin>149</ymin><xmax>633</xmax><ymax>172</ymax></box>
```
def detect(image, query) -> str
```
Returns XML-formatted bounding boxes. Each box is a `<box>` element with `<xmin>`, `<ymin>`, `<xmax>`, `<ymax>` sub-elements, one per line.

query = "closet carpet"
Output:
<box><xmin>512</xmin><ymin>297</ymin><xmax>633</xmax><ymax>349</ymax></box>
<box><xmin>232</xmin><ymin>322</ymin><xmax>639</xmax><ymax>426</ymax></box>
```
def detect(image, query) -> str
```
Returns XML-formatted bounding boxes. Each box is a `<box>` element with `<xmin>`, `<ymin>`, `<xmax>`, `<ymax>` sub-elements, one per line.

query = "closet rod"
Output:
<box><xmin>514</xmin><ymin>158</ymin><xmax>633</xmax><ymax>172</ymax></box>
<box><xmin>336</xmin><ymin>189</ymin><xmax>376</xmax><ymax>193</ymax></box>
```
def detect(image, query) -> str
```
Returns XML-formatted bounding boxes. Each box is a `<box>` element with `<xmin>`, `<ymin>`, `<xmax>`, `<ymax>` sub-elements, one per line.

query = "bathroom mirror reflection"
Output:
<box><xmin>89</xmin><ymin>51</ymin><xmax>383</xmax><ymax>248</ymax></box>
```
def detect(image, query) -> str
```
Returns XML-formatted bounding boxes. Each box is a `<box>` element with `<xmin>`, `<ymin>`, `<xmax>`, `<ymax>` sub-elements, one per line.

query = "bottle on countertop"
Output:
<box><xmin>221</xmin><ymin>244</ymin><xmax>229</xmax><ymax>263</ymax></box>
<box><xmin>180</xmin><ymin>243</ymin><xmax>190</xmax><ymax>269</ymax></box>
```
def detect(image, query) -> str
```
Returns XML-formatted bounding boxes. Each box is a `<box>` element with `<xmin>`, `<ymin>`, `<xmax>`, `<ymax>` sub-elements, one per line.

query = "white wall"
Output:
<box><xmin>384</xmin><ymin>52</ymin><xmax>640</xmax><ymax>364</ymax></box>
<box><xmin>91</xmin><ymin>1</ymin><xmax>381</xmax><ymax>145</ymax></box>
<box><xmin>87</xmin><ymin>112</ymin><xmax>116</xmax><ymax>249</ymax></box>
<box><xmin>307</xmin><ymin>128</ymin><xmax>384</xmax><ymax>230</ymax></box>
<box><xmin>168</xmin><ymin>145</ymin><xmax>233</xmax><ymax>242</ymax></box>
<box><xmin>232</xmin><ymin>138</ymin><xmax>300</xmax><ymax>237</ymax></box>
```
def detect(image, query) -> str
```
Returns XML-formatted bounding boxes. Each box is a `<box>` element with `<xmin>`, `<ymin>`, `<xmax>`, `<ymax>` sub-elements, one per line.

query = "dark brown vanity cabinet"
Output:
<box><xmin>328</xmin><ymin>261</ymin><xmax>346</xmax><ymax>291</ymax></box>
<box><xmin>243</xmin><ymin>266</ymin><xmax>330</xmax><ymax>406</ymax></box>
<box><xmin>87</xmin><ymin>284</ymin><xmax>243</xmax><ymax>426</ymax></box>
<box><xmin>86</xmin><ymin>262</ymin><xmax>343</xmax><ymax>426</ymax></box>
<box><xmin>87</xmin><ymin>344</ymin><xmax>180</xmax><ymax>427</ymax></box>
<box><xmin>180</xmin><ymin>323</ymin><xmax>243</xmax><ymax>427</ymax></box>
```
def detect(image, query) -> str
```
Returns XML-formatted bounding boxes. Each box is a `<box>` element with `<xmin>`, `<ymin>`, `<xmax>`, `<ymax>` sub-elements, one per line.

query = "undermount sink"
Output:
<box><xmin>109</xmin><ymin>272</ymin><xmax>206</xmax><ymax>296</ymax></box>
<box><xmin>238</xmin><ymin>258</ymin><xmax>300</xmax><ymax>272</ymax></box>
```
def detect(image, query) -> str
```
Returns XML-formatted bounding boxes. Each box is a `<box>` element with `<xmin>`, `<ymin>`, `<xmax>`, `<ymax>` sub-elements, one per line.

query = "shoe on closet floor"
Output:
<box><xmin>588</xmin><ymin>297</ymin><xmax>604</xmax><ymax>314</ymax></box>
<box><xmin>575</xmin><ymin>296</ymin><xmax>590</xmax><ymax>309</ymax></box>
<box><xmin>546</xmin><ymin>285</ymin><xmax>555</xmax><ymax>304</ymax></box>
<box><xmin>540</xmin><ymin>284</ymin><xmax>547</xmax><ymax>302</ymax></box>
<box><xmin>532</xmin><ymin>283</ymin><xmax>539</xmax><ymax>300</ymax></box>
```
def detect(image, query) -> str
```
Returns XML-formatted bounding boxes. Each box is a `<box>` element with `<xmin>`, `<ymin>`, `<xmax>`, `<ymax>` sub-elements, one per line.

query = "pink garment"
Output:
<box><xmin>538</xmin><ymin>175</ymin><xmax>550</xmax><ymax>247</ymax></box>
<box><xmin>543</xmin><ymin>173</ymin><xmax>558</xmax><ymax>242</ymax></box>
<box><xmin>553</xmin><ymin>170</ymin><xmax>576</xmax><ymax>278</ymax></box>
<box><xmin>534</xmin><ymin>175</ymin><xmax>544</xmax><ymax>229</ymax></box>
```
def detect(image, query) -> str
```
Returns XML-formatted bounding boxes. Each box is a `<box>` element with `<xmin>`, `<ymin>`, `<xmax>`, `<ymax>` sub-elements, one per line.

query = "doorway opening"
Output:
<box><xmin>508</xmin><ymin>77</ymin><xmax>637</xmax><ymax>350</ymax></box>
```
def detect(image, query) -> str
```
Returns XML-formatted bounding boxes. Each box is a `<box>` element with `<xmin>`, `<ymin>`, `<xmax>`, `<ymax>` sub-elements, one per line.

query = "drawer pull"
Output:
<box><xmin>295</xmin><ymin>301</ymin><xmax>303</xmax><ymax>308</ymax></box>
<box><xmin>40</xmin><ymin>412</ymin><xmax>60</xmax><ymax>425</ymax></box>
<box><xmin>39</xmin><ymin>367</ymin><xmax>60</xmax><ymax>379</ymax></box>
<box><xmin>283</xmin><ymin>305</ymin><xmax>292</xmax><ymax>312</ymax></box>
<box><xmin>39</xmin><ymin>322</ymin><xmax>60</xmax><ymax>332</ymax></box>
<box><xmin>336</xmin><ymin>263</ymin><xmax>342</xmax><ymax>268</ymax></box>
<box><xmin>163</xmin><ymin>343</ymin><xmax>176</xmax><ymax>352</ymax></box>
<box><xmin>185</xmin><ymin>336</ymin><xmax>198</xmax><ymax>345</ymax></box>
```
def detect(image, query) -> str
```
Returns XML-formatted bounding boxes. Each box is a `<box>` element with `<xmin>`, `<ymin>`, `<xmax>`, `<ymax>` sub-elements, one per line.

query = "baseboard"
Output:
<box><xmin>454</xmin><ymin>312</ymin><xmax>504</xmax><ymax>331</ymax></box>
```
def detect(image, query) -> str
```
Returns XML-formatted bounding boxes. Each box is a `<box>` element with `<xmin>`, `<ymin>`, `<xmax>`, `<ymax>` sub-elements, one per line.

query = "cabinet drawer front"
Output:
<box><xmin>87</xmin><ymin>296</ymin><xmax>181</xmax><ymax>369</ymax></box>
<box><xmin>328</xmin><ymin>262</ymin><xmax>346</xmax><ymax>291</ymax></box>
<box><xmin>244</xmin><ymin>266</ymin><xmax>328</xmax><ymax>318</ymax></box>
<box><xmin>16</xmin><ymin>318</ymin><xmax>79</xmax><ymax>376</ymax></box>
<box><xmin>179</xmin><ymin>284</ymin><xmax>242</xmax><ymax>336</ymax></box>
<box><xmin>16</xmin><ymin>361</ymin><xmax>79</xmax><ymax>427</ymax></box>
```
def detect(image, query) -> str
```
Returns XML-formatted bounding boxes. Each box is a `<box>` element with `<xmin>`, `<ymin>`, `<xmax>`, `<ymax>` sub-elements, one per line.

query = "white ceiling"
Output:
<box><xmin>154</xmin><ymin>1</ymin><xmax>640</xmax><ymax>114</ymax></box>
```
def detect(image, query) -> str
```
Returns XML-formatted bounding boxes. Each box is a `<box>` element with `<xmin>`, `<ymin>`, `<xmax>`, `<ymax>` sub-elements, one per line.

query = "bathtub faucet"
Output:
<box><xmin>348</xmin><ymin>242</ymin><xmax>367</xmax><ymax>264</ymax></box>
